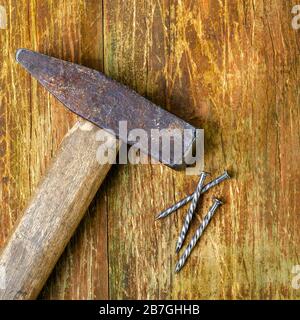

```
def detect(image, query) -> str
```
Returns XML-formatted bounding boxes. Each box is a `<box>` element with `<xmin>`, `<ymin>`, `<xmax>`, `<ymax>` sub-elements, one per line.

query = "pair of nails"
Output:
<box><xmin>156</xmin><ymin>171</ymin><xmax>230</xmax><ymax>220</ymax></box>
<box><xmin>156</xmin><ymin>171</ymin><xmax>230</xmax><ymax>272</ymax></box>
<box><xmin>175</xmin><ymin>197</ymin><xmax>223</xmax><ymax>273</ymax></box>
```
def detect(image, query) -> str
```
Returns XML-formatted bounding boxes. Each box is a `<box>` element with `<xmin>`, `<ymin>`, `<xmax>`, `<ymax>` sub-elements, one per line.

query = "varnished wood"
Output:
<box><xmin>0</xmin><ymin>121</ymin><xmax>117</xmax><ymax>299</ymax></box>
<box><xmin>0</xmin><ymin>0</ymin><xmax>299</xmax><ymax>300</ymax></box>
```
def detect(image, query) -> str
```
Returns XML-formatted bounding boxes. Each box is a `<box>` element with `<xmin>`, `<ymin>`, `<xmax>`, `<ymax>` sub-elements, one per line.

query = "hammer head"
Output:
<box><xmin>16</xmin><ymin>49</ymin><xmax>198</xmax><ymax>169</ymax></box>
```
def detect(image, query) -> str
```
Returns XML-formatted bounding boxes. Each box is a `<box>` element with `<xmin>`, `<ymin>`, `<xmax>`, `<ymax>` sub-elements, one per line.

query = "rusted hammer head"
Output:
<box><xmin>16</xmin><ymin>49</ymin><xmax>199</xmax><ymax>169</ymax></box>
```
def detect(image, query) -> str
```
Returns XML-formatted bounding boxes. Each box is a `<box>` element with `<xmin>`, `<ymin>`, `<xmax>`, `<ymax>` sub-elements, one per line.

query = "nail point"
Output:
<box><xmin>15</xmin><ymin>48</ymin><xmax>26</xmax><ymax>63</ymax></box>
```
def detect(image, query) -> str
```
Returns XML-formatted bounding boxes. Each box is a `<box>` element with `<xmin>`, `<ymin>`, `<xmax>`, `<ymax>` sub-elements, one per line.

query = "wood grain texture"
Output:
<box><xmin>104</xmin><ymin>0</ymin><xmax>300</xmax><ymax>299</ymax></box>
<box><xmin>0</xmin><ymin>5</ymin><xmax>6</xmax><ymax>29</ymax></box>
<box><xmin>0</xmin><ymin>0</ymin><xmax>109</xmax><ymax>300</ymax></box>
<box><xmin>0</xmin><ymin>122</ymin><xmax>117</xmax><ymax>299</ymax></box>
<box><xmin>0</xmin><ymin>0</ymin><xmax>300</xmax><ymax>299</ymax></box>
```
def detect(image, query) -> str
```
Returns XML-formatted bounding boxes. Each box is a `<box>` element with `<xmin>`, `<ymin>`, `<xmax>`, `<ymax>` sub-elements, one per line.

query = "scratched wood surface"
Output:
<box><xmin>0</xmin><ymin>0</ymin><xmax>299</xmax><ymax>299</ymax></box>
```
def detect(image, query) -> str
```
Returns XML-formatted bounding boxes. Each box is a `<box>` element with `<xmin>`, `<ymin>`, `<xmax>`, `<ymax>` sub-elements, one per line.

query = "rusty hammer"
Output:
<box><xmin>0</xmin><ymin>49</ymin><xmax>199</xmax><ymax>299</ymax></box>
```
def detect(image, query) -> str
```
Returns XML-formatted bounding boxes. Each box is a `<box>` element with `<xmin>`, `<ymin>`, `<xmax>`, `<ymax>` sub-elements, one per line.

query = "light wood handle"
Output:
<box><xmin>0</xmin><ymin>120</ymin><xmax>118</xmax><ymax>299</ymax></box>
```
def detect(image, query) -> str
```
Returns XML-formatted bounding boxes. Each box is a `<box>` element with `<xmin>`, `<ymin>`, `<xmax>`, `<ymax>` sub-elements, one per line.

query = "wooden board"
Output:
<box><xmin>0</xmin><ymin>0</ymin><xmax>300</xmax><ymax>299</ymax></box>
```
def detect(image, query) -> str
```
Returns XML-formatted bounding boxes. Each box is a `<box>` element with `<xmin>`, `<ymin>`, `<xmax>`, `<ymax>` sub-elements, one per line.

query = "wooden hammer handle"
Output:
<box><xmin>0</xmin><ymin>120</ymin><xmax>118</xmax><ymax>299</ymax></box>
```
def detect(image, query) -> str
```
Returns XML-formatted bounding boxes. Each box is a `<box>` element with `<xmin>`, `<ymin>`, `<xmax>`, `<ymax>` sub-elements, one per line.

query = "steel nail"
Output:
<box><xmin>175</xmin><ymin>171</ymin><xmax>209</xmax><ymax>252</ymax></box>
<box><xmin>175</xmin><ymin>198</ymin><xmax>223</xmax><ymax>273</ymax></box>
<box><xmin>156</xmin><ymin>171</ymin><xmax>230</xmax><ymax>220</ymax></box>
